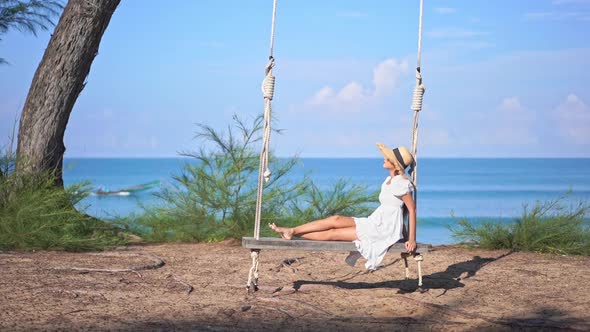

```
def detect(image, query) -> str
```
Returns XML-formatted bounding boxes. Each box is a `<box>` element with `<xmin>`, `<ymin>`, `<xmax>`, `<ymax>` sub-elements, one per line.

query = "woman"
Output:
<box><xmin>270</xmin><ymin>143</ymin><xmax>417</xmax><ymax>270</ymax></box>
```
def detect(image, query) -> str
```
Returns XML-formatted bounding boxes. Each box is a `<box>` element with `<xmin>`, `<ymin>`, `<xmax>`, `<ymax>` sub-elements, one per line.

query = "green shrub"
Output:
<box><xmin>118</xmin><ymin>114</ymin><xmax>308</xmax><ymax>242</ymax></box>
<box><xmin>0</xmin><ymin>138</ymin><xmax>125</xmax><ymax>251</ymax></box>
<box><xmin>449</xmin><ymin>195</ymin><xmax>590</xmax><ymax>255</ymax></box>
<box><xmin>289</xmin><ymin>179</ymin><xmax>378</xmax><ymax>223</ymax></box>
<box><xmin>0</xmin><ymin>171</ymin><xmax>125</xmax><ymax>251</ymax></box>
<box><xmin>121</xmin><ymin>114</ymin><xmax>377</xmax><ymax>242</ymax></box>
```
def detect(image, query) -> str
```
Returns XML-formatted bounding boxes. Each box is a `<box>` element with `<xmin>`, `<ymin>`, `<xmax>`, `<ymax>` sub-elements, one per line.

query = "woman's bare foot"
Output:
<box><xmin>268</xmin><ymin>223</ymin><xmax>294</xmax><ymax>240</ymax></box>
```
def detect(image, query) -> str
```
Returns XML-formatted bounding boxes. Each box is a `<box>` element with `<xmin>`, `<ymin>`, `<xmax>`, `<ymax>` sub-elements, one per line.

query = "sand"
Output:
<box><xmin>1</xmin><ymin>241</ymin><xmax>589</xmax><ymax>331</ymax></box>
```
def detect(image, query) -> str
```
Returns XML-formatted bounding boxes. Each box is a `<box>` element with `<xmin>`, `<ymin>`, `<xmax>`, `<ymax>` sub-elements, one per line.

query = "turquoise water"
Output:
<box><xmin>63</xmin><ymin>158</ymin><xmax>590</xmax><ymax>244</ymax></box>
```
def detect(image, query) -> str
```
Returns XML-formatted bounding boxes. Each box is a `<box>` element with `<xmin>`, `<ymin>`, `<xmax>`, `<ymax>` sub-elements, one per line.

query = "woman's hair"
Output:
<box><xmin>390</xmin><ymin>157</ymin><xmax>416</xmax><ymax>190</ymax></box>
<box><xmin>389</xmin><ymin>156</ymin><xmax>416</xmax><ymax>242</ymax></box>
<box><xmin>390</xmin><ymin>157</ymin><xmax>409</xmax><ymax>179</ymax></box>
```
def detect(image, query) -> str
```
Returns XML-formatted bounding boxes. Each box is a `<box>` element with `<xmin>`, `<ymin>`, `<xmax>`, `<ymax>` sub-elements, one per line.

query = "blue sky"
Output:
<box><xmin>1</xmin><ymin>0</ymin><xmax>589</xmax><ymax>158</ymax></box>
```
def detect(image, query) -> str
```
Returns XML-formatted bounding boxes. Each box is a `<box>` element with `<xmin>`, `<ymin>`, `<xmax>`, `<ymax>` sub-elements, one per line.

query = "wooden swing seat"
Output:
<box><xmin>242</xmin><ymin>237</ymin><xmax>431</xmax><ymax>253</ymax></box>
<box><xmin>242</xmin><ymin>237</ymin><xmax>431</xmax><ymax>291</ymax></box>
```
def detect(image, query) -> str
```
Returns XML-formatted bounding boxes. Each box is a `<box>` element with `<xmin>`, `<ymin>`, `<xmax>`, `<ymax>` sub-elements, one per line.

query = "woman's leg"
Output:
<box><xmin>269</xmin><ymin>215</ymin><xmax>355</xmax><ymax>240</ymax></box>
<box><xmin>300</xmin><ymin>226</ymin><xmax>358</xmax><ymax>241</ymax></box>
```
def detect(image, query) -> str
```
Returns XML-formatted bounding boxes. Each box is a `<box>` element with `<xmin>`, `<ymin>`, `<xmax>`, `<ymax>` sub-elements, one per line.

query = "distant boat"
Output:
<box><xmin>95</xmin><ymin>180</ymin><xmax>160</xmax><ymax>196</ymax></box>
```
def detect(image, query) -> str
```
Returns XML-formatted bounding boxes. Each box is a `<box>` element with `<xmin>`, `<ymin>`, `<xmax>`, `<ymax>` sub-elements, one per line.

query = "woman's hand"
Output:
<box><xmin>405</xmin><ymin>240</ymin><xmax>417</xmax><ymax>253</ymax></box>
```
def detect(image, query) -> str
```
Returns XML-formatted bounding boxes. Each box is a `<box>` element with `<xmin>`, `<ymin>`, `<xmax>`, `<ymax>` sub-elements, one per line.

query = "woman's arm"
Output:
<box><xmin>401</xmin><ymin>193</ymin><xmax>417</xmax><ymax>253</ymax></box>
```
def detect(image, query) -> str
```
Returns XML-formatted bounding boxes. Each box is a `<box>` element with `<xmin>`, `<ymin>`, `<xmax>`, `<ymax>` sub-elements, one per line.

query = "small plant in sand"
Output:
<box><xmin>450</xmin><ymin>194</ymin><xmax>590</xmax><ymax>255</ymax></box>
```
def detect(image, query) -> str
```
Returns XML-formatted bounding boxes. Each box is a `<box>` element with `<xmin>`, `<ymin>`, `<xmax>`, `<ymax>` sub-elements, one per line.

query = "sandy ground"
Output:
<box><xmin>1</xmin><ymin>241</ymin><xmax>589</xmax><ymax>331</ymax></box>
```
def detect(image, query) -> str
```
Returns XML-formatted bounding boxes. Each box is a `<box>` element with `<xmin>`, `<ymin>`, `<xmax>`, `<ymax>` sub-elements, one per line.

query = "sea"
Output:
<box><xmin>63</xmin><ymin>158</ymin><xmax>590</xmax><ymax>245</ymax></box>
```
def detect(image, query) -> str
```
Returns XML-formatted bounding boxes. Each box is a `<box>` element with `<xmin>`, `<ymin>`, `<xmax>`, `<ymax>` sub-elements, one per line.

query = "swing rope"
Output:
<box><xmin>254</xmin><ymin>0</ymin><xmax>278</xmax><ymax>240</ymax></box>
<box><xmin>410</xmin><ymin>0</ymin><xmax>426</xmax><ymax>200</ymax></box>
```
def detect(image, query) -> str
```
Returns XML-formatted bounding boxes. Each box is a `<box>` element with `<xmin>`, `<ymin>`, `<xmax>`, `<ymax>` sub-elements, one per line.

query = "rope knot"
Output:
<box><xmin>263</xmin><ymin>168</ymin><xmax>272</xmax><ymax>183</ymax></box>
<box><xmin>262</xmin><ymin>75</ymin><xmax>275</xmax><ymax>100</ymax></box>
<box><xmin>411</xmin><ymin>69</ymin><xmax>426</xmax><ymax>112</ymax></box>
<box><xmin>262</xmin><ymin>56</ymin><xmax>276</xmax><ymax>99</ymax></box>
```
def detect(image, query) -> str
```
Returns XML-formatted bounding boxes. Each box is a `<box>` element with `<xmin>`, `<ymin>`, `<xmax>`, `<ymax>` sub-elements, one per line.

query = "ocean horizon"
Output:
<box><xmin>63</xmin><ymin>157</ymin><xmax>590</xmax><ymax>245</ymax></box>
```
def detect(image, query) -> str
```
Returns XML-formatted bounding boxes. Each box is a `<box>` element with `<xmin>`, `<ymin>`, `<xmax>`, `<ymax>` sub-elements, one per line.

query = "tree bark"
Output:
<box><xmin>16</xmin><ymin>0</ymin><xmax>120</xmax><ymax>186</ymax></box>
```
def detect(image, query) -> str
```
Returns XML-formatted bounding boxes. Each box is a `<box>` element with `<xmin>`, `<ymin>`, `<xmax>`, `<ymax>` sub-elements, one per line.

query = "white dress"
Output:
<box><xmin>353</xmin><ymin>175</ymin><xmax>412</xmax><ymax>270</ymax></box>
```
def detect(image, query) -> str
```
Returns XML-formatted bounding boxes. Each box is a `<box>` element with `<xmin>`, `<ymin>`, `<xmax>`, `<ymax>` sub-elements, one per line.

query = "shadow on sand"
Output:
<box><xmin>293</xmin><ymin>251</ymin><xmax>513</xmax><ymax>294</ymax></box>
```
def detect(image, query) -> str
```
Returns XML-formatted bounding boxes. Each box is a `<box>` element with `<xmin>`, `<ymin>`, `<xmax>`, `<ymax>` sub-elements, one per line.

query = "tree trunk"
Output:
<box><xmin>16</xmin><ymin>0</ymin><xmax>120</xmax><ymax>186</ymax></box>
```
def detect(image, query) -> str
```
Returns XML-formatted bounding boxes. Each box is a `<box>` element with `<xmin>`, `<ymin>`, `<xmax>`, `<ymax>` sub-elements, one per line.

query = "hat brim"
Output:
<box><xmin>377</xmin><ymin>142</ymin><xmax>412</xmax><ymax>170</ymax></box>
<box><xmin>377</xmin><ymin>143</ymin><xmax>398</xmax><ymax>164</ymax></box>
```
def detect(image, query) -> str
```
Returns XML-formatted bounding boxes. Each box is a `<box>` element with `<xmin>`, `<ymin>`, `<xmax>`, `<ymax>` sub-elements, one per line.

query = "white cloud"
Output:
<box><xmin>307</xmin><ymin>82</ymin><xmax>367</xmax><ymax>111</ymax></box>
<box><xmin>304</xmin><ymin>58</ymin><xmax>409</xmax><ymax>112</ymax></box>
<box><xmin>434</xmin><ymin>7</ymin><xmax>456</xmax><ymax>14</ymax></box>
<box><xmin>309</xmin><ymin>86</ymin><xmax>335</xmax><ymax>104</ymax></box>
<box><xmin>338</xmin><ymin>82</ymin><xmax>365</xmax><ymax>102</ymax></box>
<box><xmin>373</xmin><ymin>59</ymin><xmax>409</xmax><ymax>97</ymax></box>
<box><xmin>426</xmin><ymin>28</ymin><xmax>489</xmax><ymax>39</ymax></box>
<box><xmin>555</xmin><ymin>94</ymin><xmax>590</xmax><ymax>144</ymax></box>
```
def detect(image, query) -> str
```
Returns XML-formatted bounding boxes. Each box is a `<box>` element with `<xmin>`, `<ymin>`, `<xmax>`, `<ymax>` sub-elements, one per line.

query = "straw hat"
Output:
<box><xmin>376</xmin><ymin>143</ymin><xmax>414</xmax><ymax>170</ymax></box>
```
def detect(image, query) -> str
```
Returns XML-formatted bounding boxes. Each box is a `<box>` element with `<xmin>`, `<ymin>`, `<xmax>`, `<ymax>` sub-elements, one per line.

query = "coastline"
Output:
<box><xmin>1</xmin><ymin>242</ymin><xmax>588</xmax><ymax>331</ymax></box>
<box><xmin>63</xmin><ymin>157</ymin><xmax>590</xmax><ymax>247</ymax></box>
